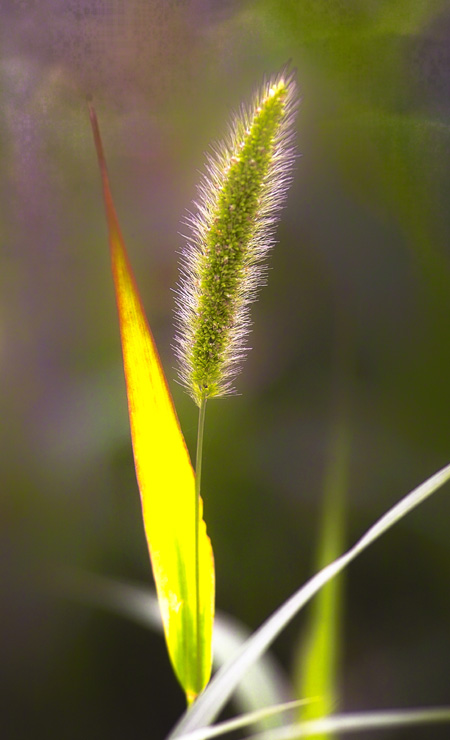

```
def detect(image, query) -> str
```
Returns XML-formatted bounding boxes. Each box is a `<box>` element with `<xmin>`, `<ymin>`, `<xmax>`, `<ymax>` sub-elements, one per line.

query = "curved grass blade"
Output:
<box><xmin>88</xmin><ymin>102</ymin><xmax>215</xmax><ymax>703</ymax></box>
<box><xmin>169</xmin><ymin>463</ymin><xmax>450</xmax><ymax>735</ymax></box>
<box><xmin>59</xmin><ymin>570</ymin><xmax>293</xmax><ymax>731</ymax></box>
<box><xmin>173</xmin><ymin>706</ymin><xmax>450</xmax><ymax>740</ymax></box>
<box><xmin>171</xmin><ymin>700</ymin><xmax>318</xmax><ymax>740</ymax></box>
<box><xmin>237</xmin><ymin>707</ymin><xmax>450</xmax><ymax>740</ymax></box>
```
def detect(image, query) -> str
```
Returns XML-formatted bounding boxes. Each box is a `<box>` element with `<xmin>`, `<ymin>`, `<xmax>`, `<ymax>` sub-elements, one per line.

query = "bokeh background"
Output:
<box><xmin>1</xmin><ymin>1</ymin><xmax>449</xmax><ymax>738</ymax></box>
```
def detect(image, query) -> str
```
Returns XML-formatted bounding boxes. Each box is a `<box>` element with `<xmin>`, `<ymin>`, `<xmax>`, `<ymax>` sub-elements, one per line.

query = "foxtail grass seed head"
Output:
<box><xmin>175</xmin><ymin>68</ymin><xmax>298</xmax><ymax>406</ymax></box>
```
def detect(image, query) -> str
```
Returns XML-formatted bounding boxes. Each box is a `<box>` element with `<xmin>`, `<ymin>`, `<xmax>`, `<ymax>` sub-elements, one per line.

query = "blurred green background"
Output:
<box><xmin>1</xmin><ymin>1</ymin><xmax>449</xmax><ymax>738</ymax></box>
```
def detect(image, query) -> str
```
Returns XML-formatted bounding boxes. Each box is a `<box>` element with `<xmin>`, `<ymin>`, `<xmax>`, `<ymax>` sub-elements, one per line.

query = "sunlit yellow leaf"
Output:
<box><xmin>88</xmin><ymin>102</ymin><xmax>215</xmax><ymax>703</ymax></box>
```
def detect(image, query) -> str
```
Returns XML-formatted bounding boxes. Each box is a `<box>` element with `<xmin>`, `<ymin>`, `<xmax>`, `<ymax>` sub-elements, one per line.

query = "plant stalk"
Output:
<box><xmin>194</xmin><ymin>395</ymin><xmax>207</xmax><ymax>700</ymax></box>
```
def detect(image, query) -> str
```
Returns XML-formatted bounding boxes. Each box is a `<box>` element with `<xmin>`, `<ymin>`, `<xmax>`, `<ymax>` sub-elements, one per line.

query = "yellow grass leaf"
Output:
<box><xmin>88</xmin><ymin>102</ymin><xmax>215</xmax><ymax>703</ymax></box>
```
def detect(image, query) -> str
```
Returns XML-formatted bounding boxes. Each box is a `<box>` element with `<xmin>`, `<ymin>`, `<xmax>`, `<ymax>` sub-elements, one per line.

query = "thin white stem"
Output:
<box><xmin>194</xmin><ymin>396</ymin><xmax>208</xmax><ymax>699</ymax></box>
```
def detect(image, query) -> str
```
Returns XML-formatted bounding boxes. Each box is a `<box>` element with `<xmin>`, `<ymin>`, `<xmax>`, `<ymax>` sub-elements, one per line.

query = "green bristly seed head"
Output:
<box><xmin>175</xmin><ymin>68</ymin><xmax>298</xmax><ymax>406</ymax></box>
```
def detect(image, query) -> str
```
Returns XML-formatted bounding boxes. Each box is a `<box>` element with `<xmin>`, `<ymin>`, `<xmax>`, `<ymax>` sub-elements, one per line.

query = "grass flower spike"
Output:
<box><xmin>176</xmin><ymin>68</ymin><xmax>298</xmax><ymax>406</ymax></box>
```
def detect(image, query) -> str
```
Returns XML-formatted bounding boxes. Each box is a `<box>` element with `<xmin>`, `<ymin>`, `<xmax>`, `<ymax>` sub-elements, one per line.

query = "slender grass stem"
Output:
<box><xmin>194</xmin><ymin>395</ymin><xmax>207</xmax><ymax>701</ymax></box>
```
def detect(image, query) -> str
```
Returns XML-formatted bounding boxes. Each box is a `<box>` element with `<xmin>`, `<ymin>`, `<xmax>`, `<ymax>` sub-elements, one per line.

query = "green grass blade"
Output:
<box><xmin>296</xmin><ymin>416</ymin><xmax>350</xmax><ymax>736</ymax></box>
<box><xmin>58</xmin><ymin>571</ymin><xmax>292</xmax><ymax>730</ymax></box>
<box><xmin>296</xmin><ymin>310</ymin><xmax>352</xmax><ymax>735</ymax></box>
<box><xmin>168</xmin><ymin>463</ymin><xmax>450</xmax><ymax>736</ymax></box>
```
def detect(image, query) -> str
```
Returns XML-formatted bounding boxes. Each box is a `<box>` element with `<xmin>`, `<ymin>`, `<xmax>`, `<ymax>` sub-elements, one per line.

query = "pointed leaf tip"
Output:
<box><xmin>88</xmin><ymin>103</ymin><xmax>215</xmax><ymax>700</ymax></box>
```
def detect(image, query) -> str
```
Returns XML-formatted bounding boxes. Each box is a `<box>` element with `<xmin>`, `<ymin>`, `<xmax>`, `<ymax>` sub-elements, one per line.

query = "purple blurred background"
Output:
<box><xmin>1</xmin><ymin>1</ymin><xmax>450</xmax><ymax>738</ymax></box>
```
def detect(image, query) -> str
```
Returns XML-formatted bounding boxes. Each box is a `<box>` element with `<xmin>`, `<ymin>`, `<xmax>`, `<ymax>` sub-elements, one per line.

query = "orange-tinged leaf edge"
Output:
<box><xmin>88</xmin><ymin>101</ymin><xmax>215</xmax><ymax>700</ymax></box>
